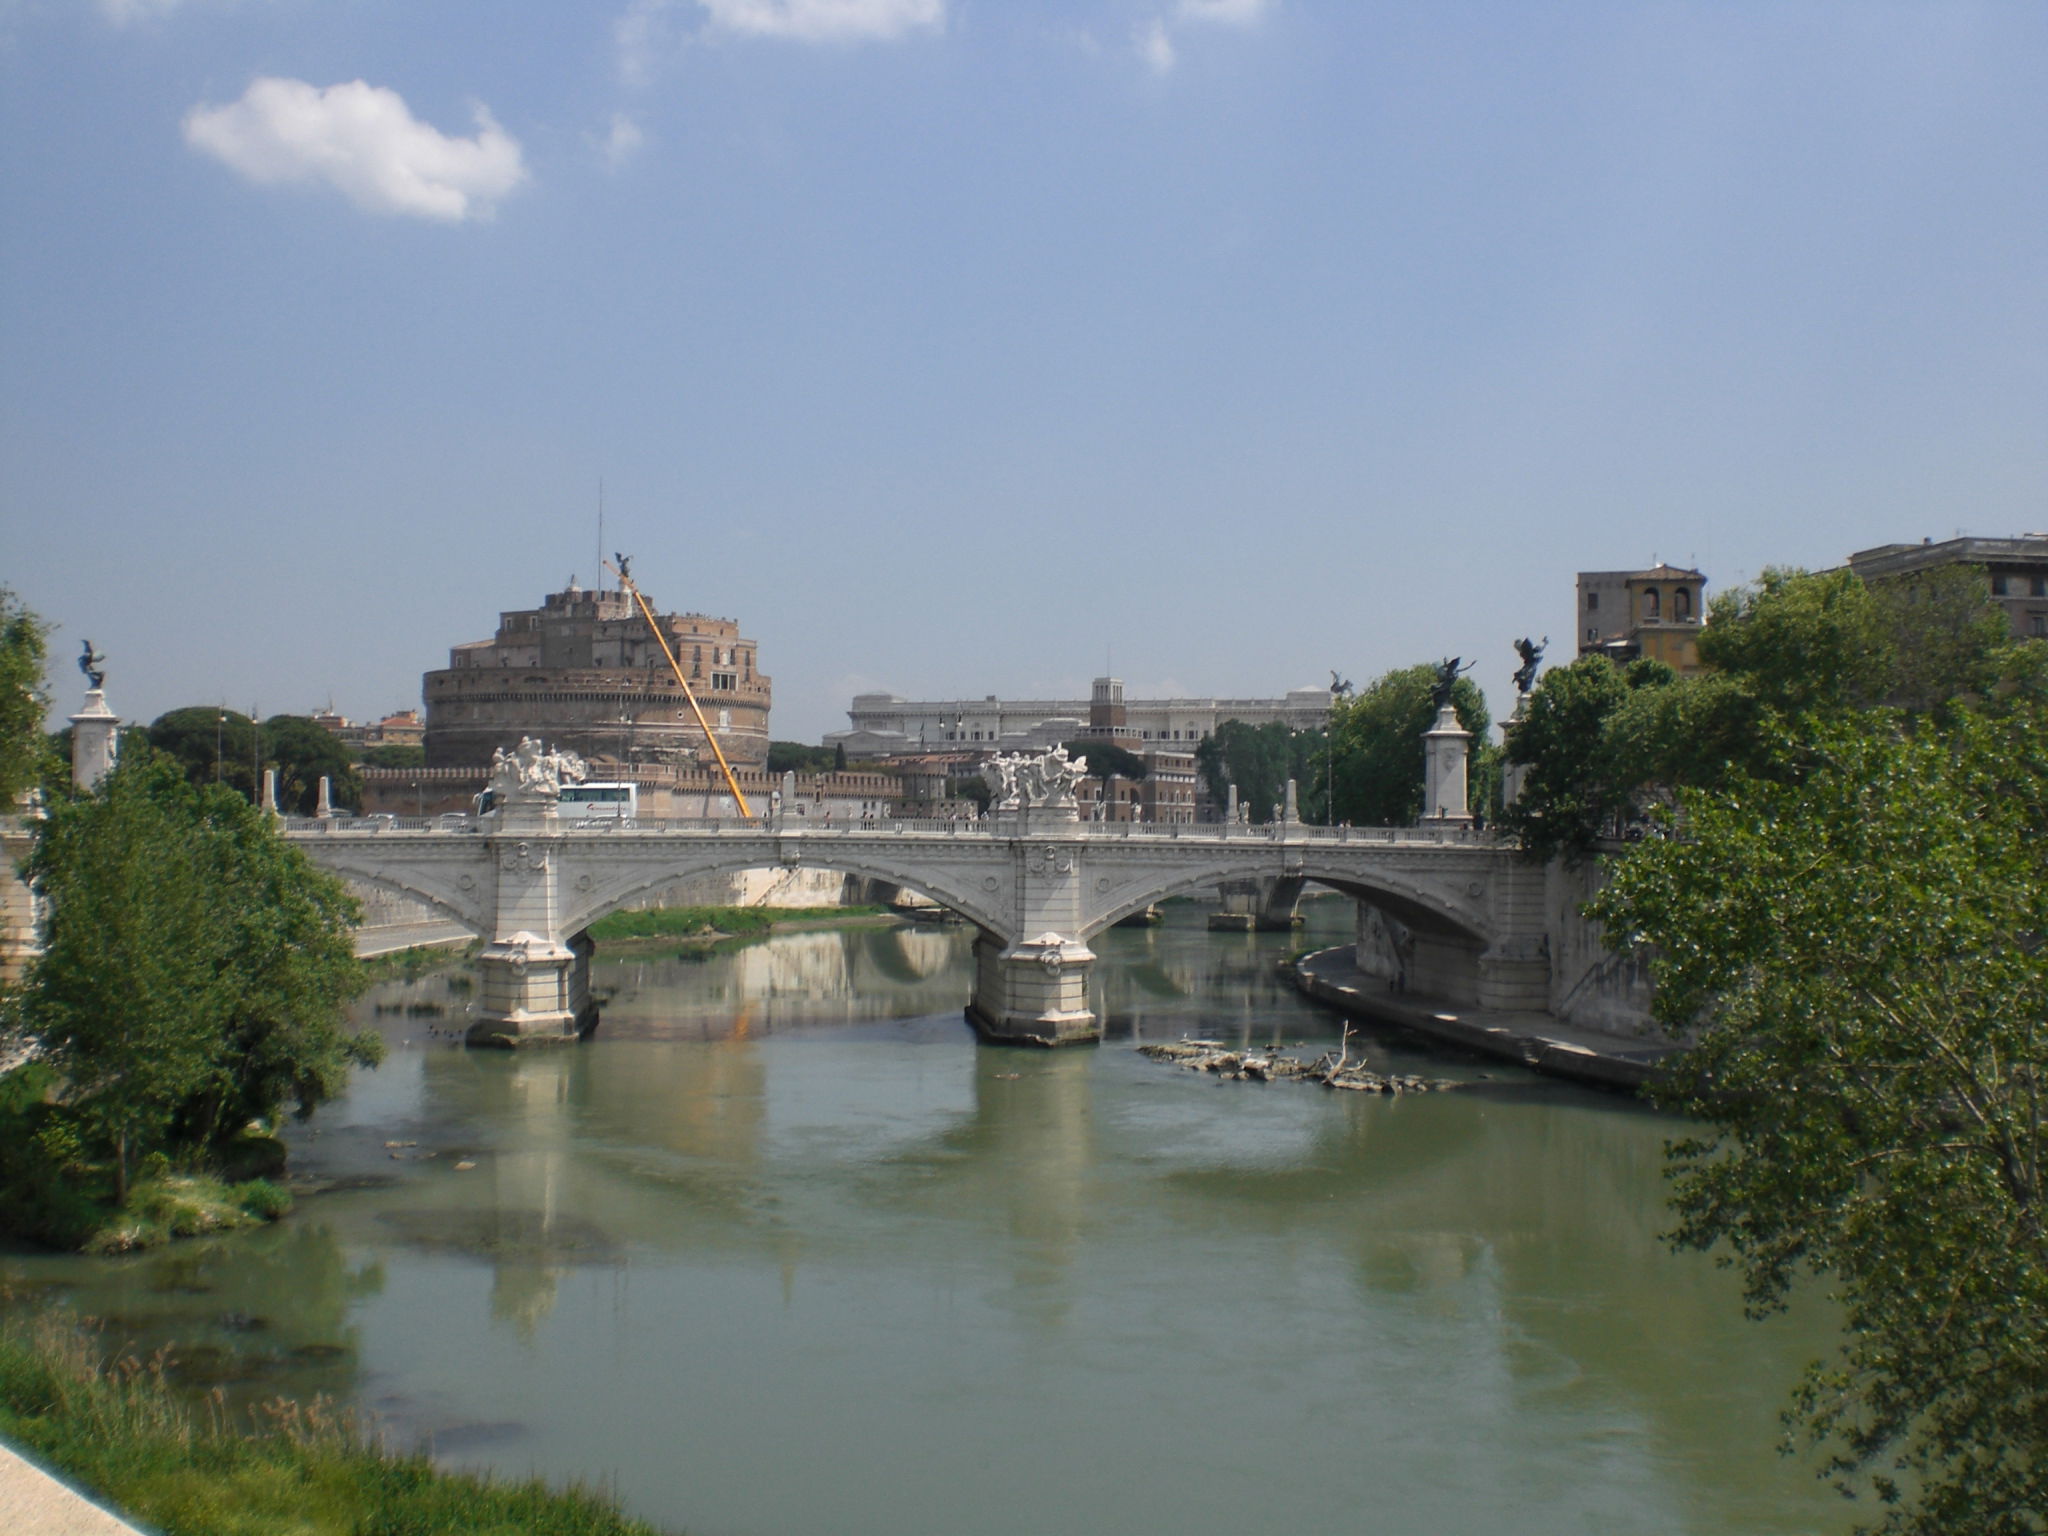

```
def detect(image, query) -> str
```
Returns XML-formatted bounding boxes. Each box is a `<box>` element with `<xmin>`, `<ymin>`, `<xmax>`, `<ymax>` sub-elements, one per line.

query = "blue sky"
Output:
<box><xmin>4</xmin><ymin>0</ymin><xmax>2044</xmax><ymax>743</ymax></box>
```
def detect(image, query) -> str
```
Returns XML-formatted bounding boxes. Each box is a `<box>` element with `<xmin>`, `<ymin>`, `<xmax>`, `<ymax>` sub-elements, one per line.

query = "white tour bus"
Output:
<box><xmin>476</xmin><ymin>782</ymin><xmax>638</xmax><ymax>821</ymax></box>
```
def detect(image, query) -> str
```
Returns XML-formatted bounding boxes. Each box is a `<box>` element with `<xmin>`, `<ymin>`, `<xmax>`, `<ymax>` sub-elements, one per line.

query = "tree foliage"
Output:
<box><xmin>1195</xmin><ymin>720</ymin><xmax>1323</xmax><ymax>822</ymax></box>
<box><xmin>148</xmin><ymin>707</ymin><xmax>262</xmax><ymax>800</ymax></box>
<box><xmin>9</xmin><ymin>751</ymin><xmax>379</xmax><ymax>1209</ymax></box>
<box><xmin>0</xmin><ymin>589</ymin><xmax>52</xmax><ymax>807</ymax></box>
<box><xmin>1589</xmin><ymin>709</ymin><xmax>2048</xmax><ymax>1533</ymax></box>
<box><xmin>1502</xmin><ymin>566</ymin><xmax>2048</xmax><ymax>859</ymax></box>
<box><xmin>359</xmin><ymin>743</ymin><xmax>425</xmax><ymax>770</ymax></box>
<box><xmin>261</xmin><ymin>715</ymin><xmax>361</xmax><ymax>814</ymax></box>
<box><xmin>148</xmin><ymin>708</ymin><xmax>364</xmax><ymax>813</ymax></box>
<box><xmin>1322</xmin><ymin>664</ymin><xmax>1488</xmax><ymax>826</ymax></box>
<box><xmin>766</xmin><ymin>740</ymin><xmax>839</xmax><ymax>775</ymax></box>
<box><xmin>1062</xmin><ymin>739</ymin><xmax>1147</xmax><ymax>783</ymax></box>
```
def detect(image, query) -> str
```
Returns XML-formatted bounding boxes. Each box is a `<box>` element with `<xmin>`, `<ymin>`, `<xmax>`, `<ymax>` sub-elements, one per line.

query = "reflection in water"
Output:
<box><xmin>0</xmin><ymin>900</ymin><xmax>1851</xmax><ymax>1536</ymax></box>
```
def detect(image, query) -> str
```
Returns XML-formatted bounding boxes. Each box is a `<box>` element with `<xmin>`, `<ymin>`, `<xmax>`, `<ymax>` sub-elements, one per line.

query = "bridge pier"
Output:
<box><xmin>471</xmin><ymin>931</ymin><xmax>597</xmax><ymax>1047</ymax></box>
<box><xmin>966</xmin><ymin>932</ymin><xmax>1099</xmax><ymax>1047</ymax></box>
<box><xmin>1208</xmin><ymin>875</ymin><xmax>1305</xmax><ymax>931</ymax></box>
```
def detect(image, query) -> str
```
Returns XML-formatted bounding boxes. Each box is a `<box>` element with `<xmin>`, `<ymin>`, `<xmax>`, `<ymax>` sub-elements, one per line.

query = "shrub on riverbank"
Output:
<box><xmin>0</xmin><ymin>1311</ymin><xmax>674</xmax><ymax>1536</ymax></box>
<box><xmin>588</xmin><ymin>904</ymin><xmax>886</xmax><ymax>942</ymax></box>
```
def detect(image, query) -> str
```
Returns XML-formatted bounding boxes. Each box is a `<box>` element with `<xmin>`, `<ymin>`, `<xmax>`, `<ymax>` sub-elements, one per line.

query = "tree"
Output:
<box><xmin>149</xmin><ymin>706</ymin><xmax>262</xmax><ymax>800</ymax></box>
<box><xmin>1062</xmin><ymin>739</ymin><xmax>1147</xmax><ymax>783</ymax></box>
<box><xmin>13</xmin><ymin>751</ymin><xmax>379</xmax><ymax>1204</ymax></box>
<box><xmin>359</xmin><ymin>743</ymin><xmax>425</xmax><ymax>770</ymax></box>
<box><xmin>0</xmin><ymin>589</ymin><xmax>51</xmax><ymax>807</ymax></box>
<box><xmin>262</xmin><ymin>714</ymin><xmax>361</xmax><ymax>813</ymax></box>
<box><xmin>767</xmin><ymin>741</ymin><xmax>839</xmax><ymax>775</ymax></box>
<box><xmin>1498</xmin><ymin>655</ymin><xmax>1675</xmax><ymax>862</ymax></box>
<box><xmin>1322</xmin><ymin>664</ymin><xmax>1488</xmax><ymax>826</ymax></box>
<box><xmin>1502</xmin><ymin>568</ymin><xmax>2048</xmax><ymax>864</ymax></box>
<box><xmin>1196</xmin><ymin>720</ymin><xmax>1323</xmax><ymax>822</ymax></box>
<box><xmin>1588</xmin><ymin>708</ymin><xmax>2048</xmax><ymax>1533</ymax></box>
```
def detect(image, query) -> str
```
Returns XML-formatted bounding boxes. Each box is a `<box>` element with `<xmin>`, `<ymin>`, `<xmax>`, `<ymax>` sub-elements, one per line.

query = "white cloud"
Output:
<box><xmin>615</xmin><ymin>0</ymin><xmax>673</xmax><ymax>87</ymax></box>
<box><xmin>600</xmin><ymin>112</ymin><xmax>645</xmax><ymax>169</ymax></box>
<box><xmin>695</xmin><ymin>0</ymin><xmax>944</xmax><ymax>43</ymax></box>
<box><xmin>1177</xmin><ymin>0</ymin><xmax>1271</xmax><ymax>22</ymax></box>
<box><xmin>1137</xmin><ymin>17</ymin><xmax>1175</xmax><ymax>74</ymax></box>
<box><xmin>183</xmin><ymin>78</ymin><xmax>527</xmax><ymax>222</ymax></box>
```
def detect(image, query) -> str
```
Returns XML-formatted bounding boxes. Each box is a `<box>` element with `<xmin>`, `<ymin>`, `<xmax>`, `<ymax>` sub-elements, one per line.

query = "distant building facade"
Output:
<box><xmin>1846</xmin><ymin>533</ymin><xmax>2048</xmax><ymax>640</ymax></box>
<box><xmin>827</xmin><ymin>677</ymin><xmax>1331</xmax><ymax>760</ymax></box>
<box><xmin>311</xmin><ymin>707</ymin><xmax>424</xmax><ymax>751</ymax></box>
<box><xmin>422</xmin><ymin>582</ymin><xmax>771</xmax><ymax>770</ymax></box>
<box><xmin>1576</xmin><ymin>564</ymin><xmax>1708</xmax><ymax>672</ymax></box>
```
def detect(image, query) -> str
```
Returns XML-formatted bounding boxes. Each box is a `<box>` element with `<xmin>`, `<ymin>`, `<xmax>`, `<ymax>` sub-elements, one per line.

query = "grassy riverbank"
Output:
<box><xmin>0</xmin><ymin>1310</ymin><xmax>676</xmax><ymax>1536</ymax></box>
<box><xmin>588</xmin><ymin>903</ymin><xmax>889</xmax><ymax>944</ymax></box>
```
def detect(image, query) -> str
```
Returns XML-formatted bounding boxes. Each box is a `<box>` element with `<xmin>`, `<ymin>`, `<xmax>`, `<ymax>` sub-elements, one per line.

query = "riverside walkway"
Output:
<box><xmin>1291</xmin><ymin>944</ymin><xmax>1681</xmax><ymax>1090</ymax></box>
<box><xmin>0</xmin><ymin>1440</ymin><xmax>147</xmax><ymax>1536</ymax></box>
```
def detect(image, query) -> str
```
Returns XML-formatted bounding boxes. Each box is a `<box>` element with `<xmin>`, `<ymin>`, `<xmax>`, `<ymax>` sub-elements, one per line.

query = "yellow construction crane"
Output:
<box><xmin>605</xmin><ymin>560</ymin><xmax>755</xmax><ymax>819</ymax></box>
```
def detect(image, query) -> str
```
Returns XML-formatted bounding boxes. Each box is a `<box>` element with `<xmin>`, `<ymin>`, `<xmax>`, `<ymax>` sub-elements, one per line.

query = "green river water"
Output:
<box><xmin>2</xmin><ymin>899</ymin><xmax>1855</xmax><ymax>1535</ymax></box>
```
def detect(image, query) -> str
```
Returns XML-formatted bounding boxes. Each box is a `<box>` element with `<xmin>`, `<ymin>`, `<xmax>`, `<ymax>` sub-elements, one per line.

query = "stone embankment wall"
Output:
<box><xmin>1542</xmin><ymin>852</ymin><xmax>1660</xmax><ymax>1039</ymax></box>
<box><xmin>1349</xmin><ymin>849</ymin><xmax>1659</xmax><ymax>1040</ymax></box>
<box><xmin>0</xmin><ymin>821</ymin><xmax>39</xmax><ymax>983</ymax></box>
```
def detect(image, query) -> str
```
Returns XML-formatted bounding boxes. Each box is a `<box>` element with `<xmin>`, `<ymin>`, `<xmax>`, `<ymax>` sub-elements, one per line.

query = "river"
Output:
<box><xmin>1</xmin><ymin>899</ymin><xmax>1851</xmax><ymax>1535</ymax></box>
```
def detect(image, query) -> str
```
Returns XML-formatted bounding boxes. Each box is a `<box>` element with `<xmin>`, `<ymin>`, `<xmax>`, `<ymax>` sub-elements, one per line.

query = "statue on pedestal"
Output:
<box><xmin>1430</xmin><ymin>656</ymin><xmax>1473</xmax><ymax>712</ymax></box>
<box><xmin>78</xmin><ymin>641</ymin><xmax>106</xmax><ymax>691</ymax></box>
<box><xmin>982</xmin><ymin>746</ymin><xmax>1089</xmax><ymax>811</ymax></box>
<box><xmin>488</xmin><ymin>738</ymin><xmax>589</xmax><ymax>806</ymax></box>
<box><xmin>1511</xmin><ymin>636</ymin><xmax>1548</xmax><ymax>695</ymax></box>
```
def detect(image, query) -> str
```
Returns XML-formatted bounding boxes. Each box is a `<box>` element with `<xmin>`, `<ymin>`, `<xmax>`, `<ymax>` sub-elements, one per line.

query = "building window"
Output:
<box><xmin>1586</xmin><ymin>592</ymin><xmax>1599</xmax><ymax>611</ymax></box>
<box><xmin>2034</xmin><ymin>615</ymin><xmax>2048</xmax><ymax>637</ymax></box>
<box><xmin>712</xmin><ymin>671</ymin><xmax>737</xmax><ymax>691</ymax></box>
<box><xmin>1992</xmin><ymin>575</ymin><xmax>2010</xmax><ymax>596</ymax></box>
<box><xmin>1644</xmin><ymin>588</ymin><xmax>1661</xmax><ymax>619</ymax></box>
<box><xmin>1674</xmin><ymin>587</ymin><xmax>1692</xmax><ymax>620</ymax></box>
<box><xmin>2033</xmin><ymin>576</ymin><xmax>2047</xmax><ymax>598</ymax></box>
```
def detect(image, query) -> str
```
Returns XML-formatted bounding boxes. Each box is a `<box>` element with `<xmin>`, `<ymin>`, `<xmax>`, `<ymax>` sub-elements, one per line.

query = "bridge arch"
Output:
<box><xmin>1081</xmin><ymin>858</ymin><xmax>1492</xmax><ymax>947</ymax></box>
<box><xmin>298</xmin><ymin>848</ymin><xmax>489</xmax><ymax>936</ymax></box>
<box><xmin>557</xmin><ymin>848</ymin><xmax>1013</xmax><ymax>944</ymax></box>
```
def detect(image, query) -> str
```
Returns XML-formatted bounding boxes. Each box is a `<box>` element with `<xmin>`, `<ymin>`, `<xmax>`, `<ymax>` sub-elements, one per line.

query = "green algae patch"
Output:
<box><xmin>81</xmin><ymin>1176</ymin><xmax>294</xmax><ymax>1255</ymax></box>
<box><xmin>0</xmin><ymin>1312</ymin><xmax>676</xmax><ymax>1536</ymax></box>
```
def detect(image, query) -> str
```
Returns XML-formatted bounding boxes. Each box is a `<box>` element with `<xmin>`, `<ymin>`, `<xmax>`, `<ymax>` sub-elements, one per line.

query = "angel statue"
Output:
<box><xmin>1511</xmin><ymin>636</ymin><xmax>1547</xmax><ymax>695</ymax></box>
<box><xmin>1429</xmin><ymin>656</ymin><xmax>1473</xmax><ymax>712</ymax></box>
<box><xmin>78</xmin><ymin>640</ymin><xmax>107</xmax><ymax>691</ymax></box>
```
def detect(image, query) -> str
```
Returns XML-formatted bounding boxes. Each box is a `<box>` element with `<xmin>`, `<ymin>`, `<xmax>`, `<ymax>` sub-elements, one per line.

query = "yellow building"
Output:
<box><xmin>1575</xmin><ymin>563</ymin><xmax>1707</xmax><ymax>673</ymax></box>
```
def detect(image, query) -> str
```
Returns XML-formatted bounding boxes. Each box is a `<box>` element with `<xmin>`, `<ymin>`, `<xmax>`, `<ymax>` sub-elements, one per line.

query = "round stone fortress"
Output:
<box><xmin>423</xmin><ymin>582</ymin><xmax>770</xmax><ymax>770</ymax></box>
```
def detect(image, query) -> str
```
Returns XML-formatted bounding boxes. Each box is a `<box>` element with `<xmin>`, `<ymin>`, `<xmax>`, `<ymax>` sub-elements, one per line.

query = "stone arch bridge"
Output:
<box><xmin>288</xmin><ymin>804</ymin><xmax>1553</xmax><ymax>1047</ymax></box>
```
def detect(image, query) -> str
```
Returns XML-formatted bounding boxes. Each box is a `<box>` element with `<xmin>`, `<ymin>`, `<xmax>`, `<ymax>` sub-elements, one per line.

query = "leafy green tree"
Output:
<box><xmin>1504</xmin><ymin>568</ymin><xmax>2048</xmax><ymax>862</ymax></box>
<box><xmin>148</xmin><ymin>706</ymin><xmax>261</xmax><ymax>799</ymax></box>
<box><xmin>766</xmin><ymin>741</ymin><xmax>839</xmax><ymax>775</ymax></box>
<box><xmin>0</xmin><ymin>589</ymin><xmax>52</xmax><ymax>807</ymax></box>
<box><xmin>13</xmin><ymin>752</ymin><xmax>379</xmax><ymax>1205</ymax></box>
<box><xmin>1322</xmin><ymin>664</ymin><xmax>1487</xmax><ymax>826</ymax></box>
<box><xmin>1196</xmin><ymin>720</ymin><xmax>1323</xmax><ymax>822</ymax></box>
<box><xmin>359</xmin><ymin>743</ymin><xmax>425</xmax><ymax>770</ymax></box>
<box><xmin>262</xmin><ymin>714</ymin><xmax>361</xmax><ymax>813</ymax></box>
<box><xmin>1588</xmin><ymin>708</ymin><xmax>2048</xmax><ymax>1533</ymax></box>
<box><xmin>1498</xmin><ymin>655</ymin><xmax>1674</xmax><ymax>862</ymax></box>
<box><xmin>1062</xmin><ymin>739</ymin><xmax>1147</xmax><ymax>783</ymax></box>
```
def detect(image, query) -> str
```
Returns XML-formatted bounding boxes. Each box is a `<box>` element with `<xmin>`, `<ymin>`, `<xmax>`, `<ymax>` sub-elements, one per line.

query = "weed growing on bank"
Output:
<box><xmin>587</xmin><ymin>904</ymin><xmax>887</xmax><ymax>942</ymax></box>
<box><xmin>0</xmin><ymin>1311</ymin><xmax>676</xmax><ymax>1536</ymax></box>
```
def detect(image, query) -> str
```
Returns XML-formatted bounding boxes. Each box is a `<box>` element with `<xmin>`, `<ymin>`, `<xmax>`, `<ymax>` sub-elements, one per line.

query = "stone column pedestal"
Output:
<box><xmin>468</xmin><ymin>931</ymin><xmax>594</xmax><ymax>1047</ymax></box>
<box><xmin>967</xmin><ymin>932</ymin><xmax>1099</xmax><ymax>1046</ymax></box>
<box><xmin>1422</xmin><ymin>704</ymin><xmax>1473</xmax><ymax>826</ymax></box>
<box><xmin>1501</xmin><ymin>694</ymin><xmax>1531</xmax><ymax>808</ymax></box>
<box><xmin>69</xmin><ymin>689</ymin><xmax>119</xmax><ymax>791</ymax></box>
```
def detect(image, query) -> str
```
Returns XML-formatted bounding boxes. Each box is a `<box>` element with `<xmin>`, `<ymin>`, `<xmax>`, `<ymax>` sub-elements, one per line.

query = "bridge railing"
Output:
<box><xmin>283</xmin><ymin>813</ymin><xmax>1498</xmax><ymax>847</ymax></box>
